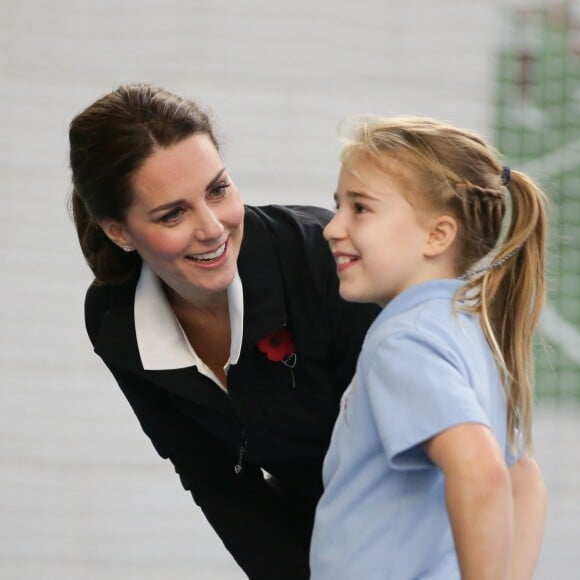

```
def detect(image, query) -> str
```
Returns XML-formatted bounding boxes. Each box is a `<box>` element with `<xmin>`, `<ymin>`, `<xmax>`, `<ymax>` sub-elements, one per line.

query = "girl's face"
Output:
<box><xmin>102</xmin><ymin>133</ymin><xmax>245</xmax><ymax>304</ymax></box>
<box><xmin>324</xmin><ymin>159</ymin><xmax>436</xmax><ymax>308</ymax></box>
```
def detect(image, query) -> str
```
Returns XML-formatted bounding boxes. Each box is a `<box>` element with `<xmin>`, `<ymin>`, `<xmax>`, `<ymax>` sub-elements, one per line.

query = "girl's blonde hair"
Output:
<box><xmin>341</xmin><ymin>116</ymin><xmax>548</xmax><ymax>453</ymax></box>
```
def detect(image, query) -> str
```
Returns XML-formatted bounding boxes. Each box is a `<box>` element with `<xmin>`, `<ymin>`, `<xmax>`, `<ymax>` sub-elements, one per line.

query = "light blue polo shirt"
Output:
<box><xmin>310</xmin><ymin>279</ymin><xmax>512</xmax><ymax>580</ymax></box>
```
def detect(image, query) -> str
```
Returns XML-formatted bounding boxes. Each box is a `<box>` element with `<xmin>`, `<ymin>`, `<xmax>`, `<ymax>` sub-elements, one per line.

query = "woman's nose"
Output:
<box><xmin>194</xmin><ymin>207</ymin><xmax>225</xmax><ymax>241</ymax></box>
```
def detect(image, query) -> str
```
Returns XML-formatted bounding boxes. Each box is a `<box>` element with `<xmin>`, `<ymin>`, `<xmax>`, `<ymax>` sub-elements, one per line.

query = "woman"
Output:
<box><xmin>69</xmin><ymin>83</ymin><xmax>378</xmax><ymax>579</ymax></box>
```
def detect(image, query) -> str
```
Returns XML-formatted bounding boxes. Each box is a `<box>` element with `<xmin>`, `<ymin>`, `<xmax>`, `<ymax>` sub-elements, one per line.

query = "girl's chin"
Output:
<box><xmin>339</xmin><ymin>286</ymin><xmax>362</xmax><ymax>303</ymax></box>
<box><xmin>339</xmin><ymin>285</ymin><xmax>380</xmax><ymax>305</ymax></box>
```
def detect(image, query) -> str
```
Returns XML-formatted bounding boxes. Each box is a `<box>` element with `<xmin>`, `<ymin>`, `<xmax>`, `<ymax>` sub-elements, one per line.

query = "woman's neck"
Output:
<box><xmin>163</xmin><ymin>282</ymin><xmax>229</xmax><ymax>318</ymax></box>
<box><xmin>163</xmin><ymin>282</ymin><xmax>231</xmax><ymax>387</ymax></box>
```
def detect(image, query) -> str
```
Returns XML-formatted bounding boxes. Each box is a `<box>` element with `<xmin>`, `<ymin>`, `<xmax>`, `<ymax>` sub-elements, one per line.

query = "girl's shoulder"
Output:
<box><xmin>363</xmin><ymin>290</ymin><xmax>479</xmax><ymax>365</ymax></box>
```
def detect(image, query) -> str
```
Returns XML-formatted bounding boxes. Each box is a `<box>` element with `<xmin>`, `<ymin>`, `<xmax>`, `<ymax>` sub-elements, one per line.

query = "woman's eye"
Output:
<box><xmin>158</xmin><ymin>207</ymin><xmax>183</xmax><ymax>224</ymax></box>
<box><xmin>353</xmin><ymin>203</ymin><xmax>368</xmax><ymax>214</ymax></box>
<box><xmin>209</xmin><ymin>182</ymin><xmax>231</xmax><ymax>199</ymax></box>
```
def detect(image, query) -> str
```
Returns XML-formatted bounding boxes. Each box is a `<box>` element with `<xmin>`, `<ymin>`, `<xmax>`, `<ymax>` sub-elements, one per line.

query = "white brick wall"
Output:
<box><xmin>2</xmin><ymin>1</ymin><xmax>576</xmax><ymax>578</ymax></box>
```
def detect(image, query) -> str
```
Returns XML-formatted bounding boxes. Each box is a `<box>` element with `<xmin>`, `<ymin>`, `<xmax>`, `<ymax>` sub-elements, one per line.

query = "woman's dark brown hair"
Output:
<box><xmin>69</xmin><ymin>83</ymin><xmax>218</xmax><ymax>284</ymax></box>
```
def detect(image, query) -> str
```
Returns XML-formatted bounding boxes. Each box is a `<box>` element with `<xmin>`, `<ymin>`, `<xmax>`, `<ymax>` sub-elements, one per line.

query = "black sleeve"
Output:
<box><xmin>106</xmin><ymin>364</ymin><xmax>311</xmax><ymax>580</ymax></box>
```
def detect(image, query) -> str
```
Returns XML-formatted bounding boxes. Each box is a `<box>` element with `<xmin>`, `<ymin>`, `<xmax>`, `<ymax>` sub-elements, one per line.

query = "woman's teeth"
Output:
<box><xmin>189</xmin><ymin>243</ymin><xmax>226</xmax><ymax>262</ymax></box>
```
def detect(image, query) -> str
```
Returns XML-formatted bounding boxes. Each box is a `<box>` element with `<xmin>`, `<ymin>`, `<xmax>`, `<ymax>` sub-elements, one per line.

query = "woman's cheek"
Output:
<box><xmin>141</xmin><ymin>228</ymin><xmax>192</xmax><ymax>257</ymax></box>
<box><xmin>225</xmin><ymin>192</ymin><xmax>245</xmax><ymax>226</ymax></box>
<box><xmin>231</xmin><ymin>204</ymin><xmax>245</xmax><ymax>229</ymax></box>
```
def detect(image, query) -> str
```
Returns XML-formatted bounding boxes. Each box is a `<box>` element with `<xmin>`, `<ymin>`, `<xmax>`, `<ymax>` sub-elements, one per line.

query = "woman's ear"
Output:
<box><xmin>98</xmin><ymin>219</ymin><xmax>134</xmax><ymax>252</ymax></box>
<box><xmin>423</xmin><ymin>215</ymin><xmax>457</xmax><ymax>258</ymax></box>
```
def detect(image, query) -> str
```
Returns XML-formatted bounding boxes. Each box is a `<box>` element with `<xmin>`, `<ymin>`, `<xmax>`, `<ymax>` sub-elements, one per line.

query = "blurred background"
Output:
<box><xmin>0</xmin><ymin>0</ymin><xmax>578</xmax><ymax>578</ymax></box>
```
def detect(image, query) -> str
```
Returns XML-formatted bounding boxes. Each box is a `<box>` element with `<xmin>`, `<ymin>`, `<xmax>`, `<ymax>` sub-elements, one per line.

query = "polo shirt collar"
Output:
<box><xmin>381</xmin><ymin>278</ymin><xmax>464</xmax><ymax>321</ymax></box>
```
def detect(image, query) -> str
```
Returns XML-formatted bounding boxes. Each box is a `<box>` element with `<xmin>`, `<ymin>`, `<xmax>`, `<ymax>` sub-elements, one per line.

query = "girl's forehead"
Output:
<box><xmin>341</xmin><ymin>153</ymin><xmax>437</xmax><ymax>216</ymax></box>
<box><xmin>341</xmin><ymin>154</ymin><xmax>412</xmax><ymax>189</ymax></box>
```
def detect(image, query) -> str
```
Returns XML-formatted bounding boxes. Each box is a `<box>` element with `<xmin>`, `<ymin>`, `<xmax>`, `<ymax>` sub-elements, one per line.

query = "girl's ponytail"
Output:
<box><xmin>477</xmin><ymin>169</ymin><xmax>548</xmax><ymax>452</ymax></box>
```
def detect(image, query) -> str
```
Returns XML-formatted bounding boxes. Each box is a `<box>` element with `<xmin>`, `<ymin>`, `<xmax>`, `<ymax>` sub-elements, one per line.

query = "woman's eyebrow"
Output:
<box><xmin>205</xmin><ymin>168</ymin><xmax>226</xmax><ymax>193</ymax></box>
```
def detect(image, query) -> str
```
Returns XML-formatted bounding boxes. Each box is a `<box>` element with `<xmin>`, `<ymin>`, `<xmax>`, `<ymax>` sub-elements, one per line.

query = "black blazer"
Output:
<box><xmin>85</xmin><ymin>205</ymin><xmax>379</xmax><ymax>580</ymax></box>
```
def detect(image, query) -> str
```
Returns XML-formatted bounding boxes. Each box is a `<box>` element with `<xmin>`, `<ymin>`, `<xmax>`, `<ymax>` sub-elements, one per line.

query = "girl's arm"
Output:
<box><xmin>424</xmin><ymin>423</ymin><xmax>514</xmax><ymax>580</ymax></box>
<box><xmin>508</xmin><ymin>454</ymin><xmax>547</xmax><ymax>579</ymax></box>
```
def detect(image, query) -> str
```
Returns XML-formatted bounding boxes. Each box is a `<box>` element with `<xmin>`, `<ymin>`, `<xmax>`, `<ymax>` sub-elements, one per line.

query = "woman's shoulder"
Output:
<box><xmin>84</xmin><ymin>273</ymin><xmax>139</xmax><ymax>344</ymax></box>
<box><xmin>84</xmin><ymin>281</ymin><xmax>111</xmax><ymax>345</ymax></box>
<box><xmin>85</xmin><ymin>273</ymin><xmax>137</xmax><ymax>307</ymax></box>
<box><xmin>245</xmin><ymin>204</ymin><xmax>332</xmax><ymax>254</ymax></box>
<box><xmin>245</xmin><ymin>204</ymin><xmax>332</xmax><ymax>233</ymax></box>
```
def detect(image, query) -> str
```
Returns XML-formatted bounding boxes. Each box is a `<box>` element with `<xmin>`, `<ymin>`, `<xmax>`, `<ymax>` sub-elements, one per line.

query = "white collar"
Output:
<box><xmin>134</xmin><ymin>263</ymin><xmax>243</xmax><ymax>375</ymax></box>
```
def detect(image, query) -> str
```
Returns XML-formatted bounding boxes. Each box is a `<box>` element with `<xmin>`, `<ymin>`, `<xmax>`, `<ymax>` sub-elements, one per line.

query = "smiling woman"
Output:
<box><xmin>68</xmin><ymin>83</ymin><xmax>379</xmax><ymax>579</ymax></box>
<box><xmin>99</xmin><ymin>133</ymin><xmax>245</xmax><ymax>306</ymax></box>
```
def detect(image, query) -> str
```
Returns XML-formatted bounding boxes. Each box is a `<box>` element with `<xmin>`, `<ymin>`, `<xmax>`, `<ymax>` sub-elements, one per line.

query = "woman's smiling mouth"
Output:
<box><xmin>187</xmin><ymin>241</ymin><xmax>227</xmax><ymax>263</ymax></box>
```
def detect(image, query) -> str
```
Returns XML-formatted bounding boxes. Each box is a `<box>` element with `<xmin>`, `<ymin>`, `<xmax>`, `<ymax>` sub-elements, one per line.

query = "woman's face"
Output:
<box><xmin>103</xmin><ymin>133</ymin><xmax>245</xmax><ymax>304</ymax></box>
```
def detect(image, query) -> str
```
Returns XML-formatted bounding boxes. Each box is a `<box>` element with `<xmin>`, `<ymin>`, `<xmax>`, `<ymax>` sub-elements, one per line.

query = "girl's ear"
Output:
<box><xmin>423</xmin><ymin>215</ymin><xmax>457</xmax><ymax>257</ymax></box>
<box><xmin>98</xmin><ymin>219</ymin><xmax>133</xmax><ymax>251</ymax></box>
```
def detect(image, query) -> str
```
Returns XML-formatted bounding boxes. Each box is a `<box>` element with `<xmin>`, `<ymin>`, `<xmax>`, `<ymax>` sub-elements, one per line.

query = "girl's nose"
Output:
<box><xmin>323</xmin><ymin>213</ymin><xmax>343</xmax><ymax>241</ymax></box>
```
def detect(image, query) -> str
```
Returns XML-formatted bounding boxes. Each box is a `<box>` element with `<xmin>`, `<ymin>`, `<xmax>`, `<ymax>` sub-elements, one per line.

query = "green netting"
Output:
<box><xmin>495</xmin><ymin>1</ymin><xmax>580</xmax><ymax>400</ymax></box>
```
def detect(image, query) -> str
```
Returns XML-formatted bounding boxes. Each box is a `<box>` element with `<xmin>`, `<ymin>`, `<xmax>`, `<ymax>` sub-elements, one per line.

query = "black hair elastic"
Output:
<box><xmin>501</xmin><ymin>165</ymin><xmax>511</xmax><ymax>186</ymax></box>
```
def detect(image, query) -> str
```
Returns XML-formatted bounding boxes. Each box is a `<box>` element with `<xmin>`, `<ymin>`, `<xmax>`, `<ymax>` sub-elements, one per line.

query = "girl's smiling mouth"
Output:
<box><xmin>334</xmin><ymin>252</ymin><xmax>360</xmax><ymax>272</ymax></box>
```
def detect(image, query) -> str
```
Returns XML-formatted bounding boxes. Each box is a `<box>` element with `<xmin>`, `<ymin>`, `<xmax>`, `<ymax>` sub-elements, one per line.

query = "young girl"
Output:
<box><xmin>310</xmin><ymin>117</ymin><xmax>547</xmax><ymax>579</ymax></box>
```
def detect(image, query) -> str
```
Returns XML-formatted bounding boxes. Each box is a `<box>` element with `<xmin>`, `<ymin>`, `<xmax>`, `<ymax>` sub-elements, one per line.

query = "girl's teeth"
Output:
<box><xmin>337</xmin><ymin>256</ymin><xmax>352</xmax><ymax>265</ymax></box>
<box><xmin>190</xmin><ymin>243</ymin><xmax>226</xmax><ymax>262</ymax></box>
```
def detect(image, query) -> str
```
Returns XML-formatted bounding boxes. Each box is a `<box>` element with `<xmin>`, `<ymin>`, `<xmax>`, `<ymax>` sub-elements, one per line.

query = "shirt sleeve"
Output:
<box><xmin>362</xmin><ymin>330</ymin><xmax>490</xmax><ymax>470</ymax></box>
<box><xmin>106</xmin><ymin>363</ymin><xmax>311</xmax><ymax>580</ymax></box>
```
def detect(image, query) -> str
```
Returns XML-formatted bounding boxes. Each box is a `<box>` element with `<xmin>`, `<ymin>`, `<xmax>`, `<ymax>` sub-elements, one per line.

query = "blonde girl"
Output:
<box><xmin>310</xmin><ymin>116</ymin><xmax>547</xmax><ymax>580</ymax></box>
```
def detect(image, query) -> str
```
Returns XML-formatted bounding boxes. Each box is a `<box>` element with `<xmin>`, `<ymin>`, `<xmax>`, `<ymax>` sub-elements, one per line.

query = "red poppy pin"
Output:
<box><xmin>257</xmin><ymin>328</ymin><xmax>297</xmax><ymax>386</ymax></box>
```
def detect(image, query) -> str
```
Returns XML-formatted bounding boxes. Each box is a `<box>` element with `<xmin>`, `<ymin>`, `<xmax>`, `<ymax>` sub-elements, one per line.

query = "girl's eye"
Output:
<box><xmin>209</xmin><ymin>181</ymin><xmax>231</xmax><ymax>199</ymax></box>
<box><xmin>158</xmin><ymin>207</ymin><xmax>184</xmax><ymax>224</ymax></box>
<box><xmin>353</xmin><ymin>202</ymin><xmax>368</xmax><ymax>214</ymax></box>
